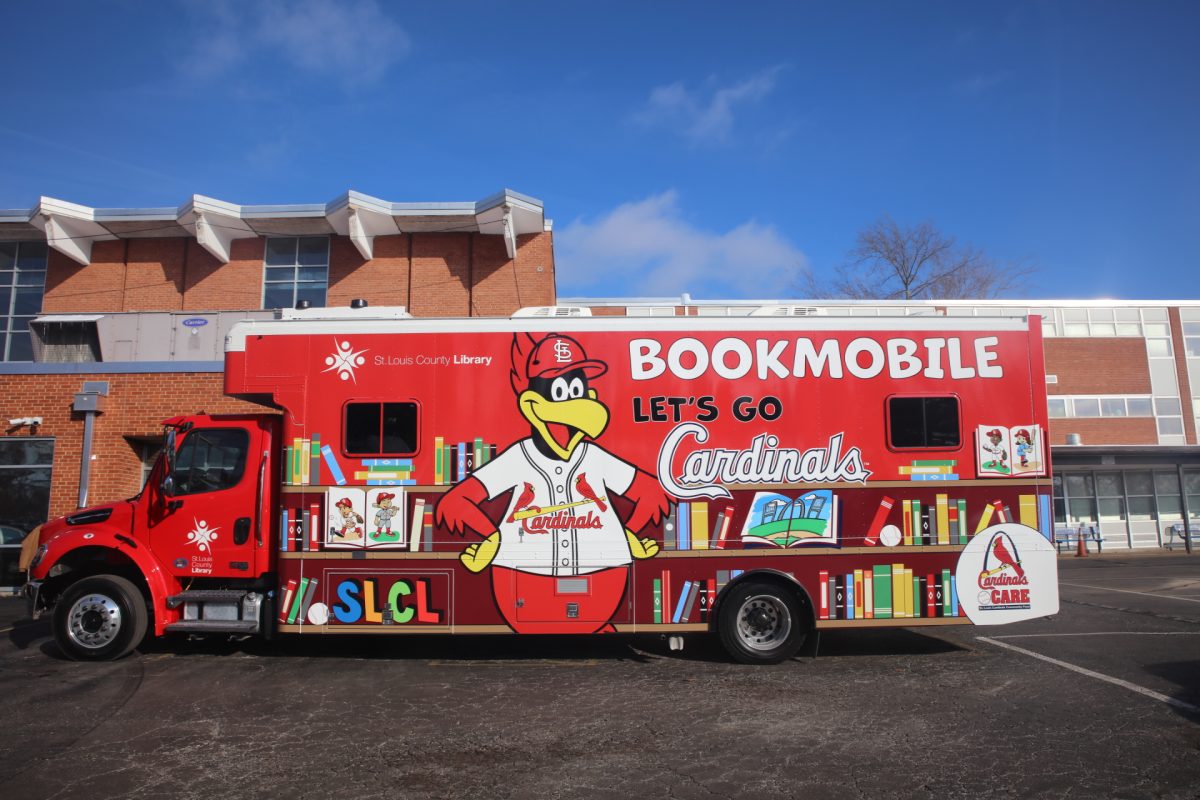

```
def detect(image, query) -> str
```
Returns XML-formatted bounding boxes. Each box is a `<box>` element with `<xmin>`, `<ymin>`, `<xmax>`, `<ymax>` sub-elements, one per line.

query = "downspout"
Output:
<box><xmin>73</xmin><ymin>382</ymin><xmax>109</xmax><ymax>508</ymax></box>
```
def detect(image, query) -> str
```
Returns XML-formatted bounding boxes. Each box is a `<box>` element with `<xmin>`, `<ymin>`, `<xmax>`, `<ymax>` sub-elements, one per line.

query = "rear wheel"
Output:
<box><xmin>718</xmin><ymin>581</ymin><xmax>808</xmax><ymax>664</ymax></box>
<box><xmin>53</xmin><ymin>575</ymin><xmax>148</xmax><ymax>661</ymax></box>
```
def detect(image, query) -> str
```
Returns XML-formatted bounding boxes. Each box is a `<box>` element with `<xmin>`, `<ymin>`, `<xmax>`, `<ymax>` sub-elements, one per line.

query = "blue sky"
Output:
<box><xmin>2</xmin><ymin>1</ymin><xmax>1197</xmax><ymax>301</ymax></box>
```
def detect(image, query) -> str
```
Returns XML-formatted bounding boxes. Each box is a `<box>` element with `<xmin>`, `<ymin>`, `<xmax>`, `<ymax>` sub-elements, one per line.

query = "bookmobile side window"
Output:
<box><xmin>887</xmin><ymin>396</ymin><xmax>961</xmax><ymax>449</ymax></box>
<box><xmin>344</xmin><ymin>402</ymin><xmax>419</xmax><ymax>456</ymax></box>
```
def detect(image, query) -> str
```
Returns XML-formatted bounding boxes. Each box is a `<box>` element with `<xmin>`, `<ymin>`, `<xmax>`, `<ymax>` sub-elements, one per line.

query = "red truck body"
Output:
<box><xmin>25</xmin><ymin>309</ymin><xmax>1060</xmax><ymax>662</ymax></box>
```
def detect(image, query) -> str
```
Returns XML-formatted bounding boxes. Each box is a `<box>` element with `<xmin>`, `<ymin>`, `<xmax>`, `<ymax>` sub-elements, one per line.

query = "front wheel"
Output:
<box><xmin>52</xmin><ymin>575</ymin><xmax>148</xmax><ymax>661</ymax></box>
<box><xmin>718</xmin><ymin>581</ymin><xmax>809</xmax><ymax>664</ymax></box>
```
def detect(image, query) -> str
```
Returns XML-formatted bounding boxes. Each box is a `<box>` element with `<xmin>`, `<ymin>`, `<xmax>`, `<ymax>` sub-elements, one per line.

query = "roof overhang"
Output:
<box><xmin>0</xmin><ymin>189</ymin><xmax>547</xmax><ymax>266</ymax></box>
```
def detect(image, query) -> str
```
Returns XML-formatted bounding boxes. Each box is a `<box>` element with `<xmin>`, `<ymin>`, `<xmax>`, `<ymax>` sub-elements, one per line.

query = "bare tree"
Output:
<box><xmin>801</xmin><ymin>216</ymin><xmax>1034</xmax><ymax>300</ymax></box>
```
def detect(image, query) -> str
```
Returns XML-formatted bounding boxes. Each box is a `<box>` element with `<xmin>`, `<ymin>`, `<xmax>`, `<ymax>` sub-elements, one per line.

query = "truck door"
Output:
<box><xmin>149</xmin><ymin>421</ymin><xmax>265</xmax><ymax>579</ymax></box>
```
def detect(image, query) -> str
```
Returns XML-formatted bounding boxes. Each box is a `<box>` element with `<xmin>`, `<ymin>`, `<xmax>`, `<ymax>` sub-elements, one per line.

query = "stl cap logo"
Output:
<box><xmin>324</xmin><ymin>338</ymin><xmax>368</xmax><ymax>383</ymax></box>
<box><xmin>554</xmin><ymin>339</ymin><xmax>573</xmax><ymax>363</ymax></box>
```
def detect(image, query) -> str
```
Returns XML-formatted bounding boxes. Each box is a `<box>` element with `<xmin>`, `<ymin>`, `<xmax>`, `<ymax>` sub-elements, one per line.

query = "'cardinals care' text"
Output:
<box><xmin>629</xmin><ymin>336</ymin><xmax>1003</xmax><ymax>381</ymax></box>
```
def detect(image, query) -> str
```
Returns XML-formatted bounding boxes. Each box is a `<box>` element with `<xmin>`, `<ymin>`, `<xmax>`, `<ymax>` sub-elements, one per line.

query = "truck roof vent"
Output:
<box><xmin>748</xmin><ymin>305</ymin><xmax>826</xmax><ymax>317</ymax></box>
<box><xmin>511</xmin><ymin>306</ymin><xmax>592</xmax><ymax>318</ymax></box>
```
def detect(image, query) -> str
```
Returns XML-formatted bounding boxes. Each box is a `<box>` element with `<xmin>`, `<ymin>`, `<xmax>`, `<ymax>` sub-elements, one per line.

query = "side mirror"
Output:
<box><xmin>161</xmin><ymin>427</ymin><xmax>177</xmax><ymax>498</ymax></box>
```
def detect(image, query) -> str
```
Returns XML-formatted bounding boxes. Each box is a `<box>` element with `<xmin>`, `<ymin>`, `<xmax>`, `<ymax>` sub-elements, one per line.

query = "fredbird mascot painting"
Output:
<box><xmin>435</xmin><ymin>333</ymin><xmax>670</xmax><ymax>633</ymax></box>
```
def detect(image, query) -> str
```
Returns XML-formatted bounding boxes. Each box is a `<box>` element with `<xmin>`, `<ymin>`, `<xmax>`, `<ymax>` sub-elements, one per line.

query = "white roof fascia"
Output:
<box><xmin>475</xmin><ymin>191</ymin><xmax>544</xmax><ymax>257</ymax></box>
<box><xmin>178</xmin><ymin>195</ymin><xmax>257</xmax><ymax>263</ymax></box>
<box><xmin>325</xmin><ymin>191</ymin><xmax>400</xmax><ymax>259</ymax></box>
<box><xmin>33</xmin><ymin>314</ymin><xmax>105</xmax><ymax>323</ymax></box>
<box><xmin>29</xmin><ymin>196</ymin><xmax>117</xmax><ymax>266</ymax></box>
<box><xmin>7</xmin><ymin>190</ymin><xmax>547</xmax><ymax>260</ymax></box>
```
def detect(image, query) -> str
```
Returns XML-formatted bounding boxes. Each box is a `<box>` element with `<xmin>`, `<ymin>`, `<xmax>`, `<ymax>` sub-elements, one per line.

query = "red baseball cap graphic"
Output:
<box><xmin>376</xmin><ymin>492</ymin><xmax>395</xmax><ymax>501</ymax></box>
<box><xmin>526</xmin><ymin>334</ymin><xmax>607</xmax><ymax>380</ymax></box>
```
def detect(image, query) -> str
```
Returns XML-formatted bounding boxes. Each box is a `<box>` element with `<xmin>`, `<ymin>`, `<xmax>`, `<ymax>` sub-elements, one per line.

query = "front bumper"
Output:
<box><xmin>24</xmin><ymin>580</ymin><xmax>44</xmax><ymax>620</ymax></box>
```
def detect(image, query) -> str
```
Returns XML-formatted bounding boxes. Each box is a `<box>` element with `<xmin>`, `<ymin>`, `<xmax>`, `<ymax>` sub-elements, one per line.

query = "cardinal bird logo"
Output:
<box><xmin>575</xmin><ymin>473</ymin><xmax>608</xmax><ymax>512</ymax></box>
<box><xmin>506</xmin><ymin>482</ymin><xmax>537</xmax><ymax>523</ymax></box>
<box><xmin>992</xmin><ymin>536</ymin><xmax>1025</xmax><ymax>579</ymax></box>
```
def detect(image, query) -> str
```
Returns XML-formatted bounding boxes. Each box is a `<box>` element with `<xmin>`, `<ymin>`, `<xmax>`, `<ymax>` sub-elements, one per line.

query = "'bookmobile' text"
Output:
<box><xmin>630</xmin><ymin>336</ymin><xmax>1003</xmax><ymax>381</ymax></box>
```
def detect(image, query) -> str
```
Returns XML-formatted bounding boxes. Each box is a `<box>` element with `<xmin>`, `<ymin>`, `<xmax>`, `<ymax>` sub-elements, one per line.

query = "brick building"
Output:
<box><xmin>566</xmin><ymin>296</ymin><xmax>1200</xmax><ymax>551</ymax></box>
<box><xmin>0</xmin><ymin>190</ymin><xmax>554</xmax><ymax>586</ymax></box>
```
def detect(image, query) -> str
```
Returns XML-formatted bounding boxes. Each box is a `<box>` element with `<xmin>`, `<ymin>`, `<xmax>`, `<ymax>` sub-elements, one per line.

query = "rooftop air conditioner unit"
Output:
<box><xmin>748</xmin><ymin>305</ymin><xmax>826</xmax><ymax>317</ymax></box>
<box><xmin>511</xmin><ymin>306</ymin><xmax>592</xmax><ymax>318</ymax></box>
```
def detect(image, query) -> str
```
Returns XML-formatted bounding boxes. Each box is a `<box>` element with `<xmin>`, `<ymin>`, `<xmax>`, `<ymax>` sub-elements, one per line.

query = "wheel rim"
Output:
<box><xmin>66</xmin><ymin>592</ymin><xmax>123</xmax><ymax>650</ymax></box>
<box><xmin>736</xmin><ymin>594</ymin><xmax>791</xmax><ymax>652</ymax></box>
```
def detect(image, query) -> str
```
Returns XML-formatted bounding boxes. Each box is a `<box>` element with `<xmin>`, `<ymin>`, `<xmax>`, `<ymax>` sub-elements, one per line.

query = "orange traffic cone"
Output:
<box><xmin>1075</xmin><ymin>528</ymin><xmax>1087</xmax><ymax>558</ymax></box>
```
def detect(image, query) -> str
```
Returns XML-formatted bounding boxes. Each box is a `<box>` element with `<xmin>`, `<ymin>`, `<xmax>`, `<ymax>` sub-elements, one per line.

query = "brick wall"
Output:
<box><xmin>1048</xmin><ymin>417</ymin><xmax>1159</xmax><ymax>446</ymax></box>
<box><xmin>327</xmin><ymin>234</ymin><xmax>410</xmax><ymax>308</ymax></box>
<box><xmin>39</xmin><ymin>232</ymin><xmax>556</xmax><ymax>317</ymax></box>
<box><xmin>1044</xmin><ymin>338</ymin><xmax>1151</xmax><ymax>395</ymax></box>
<box><xmin>42</xmin><ymin>243</ymin><xmax>125</xmax><ymax>312</ymax></box>
<box><xmin>0</xmin><ymin>372</ymin><xmax>274</xmax><ymax>521</ymax></box>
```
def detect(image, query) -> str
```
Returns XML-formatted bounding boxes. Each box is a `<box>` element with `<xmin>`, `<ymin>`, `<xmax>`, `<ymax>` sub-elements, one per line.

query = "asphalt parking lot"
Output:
<box><xmin>1</xmin><ymin>552</ymin><xmax>1197</xmax><ymax>800</ymax></box>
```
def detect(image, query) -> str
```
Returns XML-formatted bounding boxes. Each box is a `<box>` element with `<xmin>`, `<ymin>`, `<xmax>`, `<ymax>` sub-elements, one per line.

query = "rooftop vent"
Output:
<box><xmin>748</xmin><ymin>305</ymin><xmax>826</xmax><ymax>317</ymax></box>
<box><xmin>511</xmin><ymin>306</ymin><xmax>592</xmax><ymax>318</ymax></box>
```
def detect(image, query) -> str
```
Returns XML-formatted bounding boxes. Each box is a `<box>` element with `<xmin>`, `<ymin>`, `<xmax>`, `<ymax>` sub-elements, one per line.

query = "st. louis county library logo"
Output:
<box><xmin>323</xmin><ymin>339</ymin><xmax>368</xmax><ymax>383</ymax></box>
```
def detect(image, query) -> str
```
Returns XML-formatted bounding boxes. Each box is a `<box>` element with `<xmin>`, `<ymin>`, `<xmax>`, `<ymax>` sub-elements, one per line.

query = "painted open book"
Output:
<box><xmin>976</xmin><ymin>424</ymin><xmax>1045</xmax><ymax>477</ymax></box>
<box><xmin>740</xmin><ymin>490</ymin><xmax>839</xmax><ymax>547</ymax></box>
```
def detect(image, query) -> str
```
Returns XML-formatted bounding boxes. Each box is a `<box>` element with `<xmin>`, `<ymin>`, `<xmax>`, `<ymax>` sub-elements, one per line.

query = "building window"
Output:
<box><xmin>1125</xmin><ymin>471</ymin><xmax>1156</xmax><ymax>522</ymax></box>
<box><xmin>1154</xmin><ymin>471</ymin><xmax>1183</xmax><ymax>517</ymax></box>
<box><xmin>1063</xmin><ymin>473</ymin><xmax>1097</xmax><ymax>523</ymax></box>
<box><xmin>0</xmin><ymin>241</ymin><xmax>48</xmax><ymax>361</ymax></box>
<box><xmin>262</xmin><ymin>236</ymin><xmax>329</xmax><ymax>310</ymax></box>
<box><xmin>1184</xmin><ymin>470</ymin><xmax>1200</xmax><ymax>520</ymax></box>
<box><xmin>1095</xmin><ymin>472</ymin><xmax>1126</xmax><ymax>522</ymax></box>
<box><xmin>0</xmin><ymin>438</ymin><xmax>54</xmax><ymax>589</ymax></box>
<box><xmin>1051</xmin><ymin>395</ymin><xmax>1154</xmax><ymax>418</ymax></box>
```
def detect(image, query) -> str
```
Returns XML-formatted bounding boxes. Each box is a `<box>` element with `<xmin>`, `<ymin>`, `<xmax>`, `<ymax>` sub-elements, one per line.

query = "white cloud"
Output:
<box><xmin>634</xmin><ymin>67</ymin><xmax>783</xmax><ymax>145</ymax></box>
<box><xmin>556</xmin><ymin>191</ymin><xmax>808</xmax><ymax>298</ymax></box>
<box><xmin>177</xmin><ymin>0</ymin><xmax>410</xmax><ymax>85</ymax></box>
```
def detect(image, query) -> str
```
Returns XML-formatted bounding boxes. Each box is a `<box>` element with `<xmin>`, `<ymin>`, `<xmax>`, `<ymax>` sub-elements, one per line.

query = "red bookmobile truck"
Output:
<box><xmin>23</xmin><ymin>307</ymin><xmax>1060</xmax><ymax>663</ymax></box>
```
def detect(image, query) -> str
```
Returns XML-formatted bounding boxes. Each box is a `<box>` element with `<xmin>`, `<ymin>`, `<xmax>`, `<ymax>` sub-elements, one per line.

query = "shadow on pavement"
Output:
<box><xmin>1142</xmin><ymin>659</ymin><xmax>1200</xmax><ymax>724</ymax></box>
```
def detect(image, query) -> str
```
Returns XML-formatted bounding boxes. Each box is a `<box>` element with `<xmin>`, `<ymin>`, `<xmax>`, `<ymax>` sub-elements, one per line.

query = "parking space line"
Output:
<box><xmin>977</xmin><ymin>636</ymin><xmax>1200</xmax><ymax>715</ymax></box>
<box><xmin>1059</xmin><ymin>581</ymin><xmax>1200</xmax><ymax>604</ymax></box>
<box><xmin>990</xmin><ymin>632</ymin><xmax>1200</xmax><ymax>639</ymax></box>
<box><xmin>0</xmin><ymin>625</ymin><xmax>12</xmax><ymax>634</ymax></box>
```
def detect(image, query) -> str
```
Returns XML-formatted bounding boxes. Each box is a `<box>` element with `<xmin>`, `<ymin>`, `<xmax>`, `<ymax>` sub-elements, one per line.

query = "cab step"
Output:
<box><xmin>166</xmin><ymin>590</ymin><xmax>248</xmax><ymax>608</ymax></box>
<box><xmin>166</xmin><ymin>589</ymin><xmax>264</xmax><ymax>634</ymax></box>
<box><xmin>165</xmin><ymin>620</ymin><xmax>260</xmax><ymax>634</ymax></box>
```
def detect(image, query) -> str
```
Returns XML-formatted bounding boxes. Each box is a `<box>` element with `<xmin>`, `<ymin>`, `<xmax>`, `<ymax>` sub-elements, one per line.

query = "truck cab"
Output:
<box><xmin>22</xmin><ymin>413</ymin><xmax>279</xmax><ymax>660</ymax></box>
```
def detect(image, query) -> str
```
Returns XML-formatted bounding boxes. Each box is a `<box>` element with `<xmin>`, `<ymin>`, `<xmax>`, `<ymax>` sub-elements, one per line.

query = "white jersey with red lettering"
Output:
<box><xmin>474</xmin><ymin>439</ymin><xmax>636</xmax><ymax>575</ymax></box>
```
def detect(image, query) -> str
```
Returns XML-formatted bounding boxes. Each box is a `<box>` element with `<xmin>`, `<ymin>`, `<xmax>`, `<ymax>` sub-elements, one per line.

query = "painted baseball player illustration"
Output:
<box><xmin>435</xmin><ymin>333</ymin><xmax>670</xmax><ymax>633</ymax></box>
<box><xmin>982</xmin><ymin>428</ymin><xmax>1008</xmax><ymax>471</ymax></box>
<box><xmin>371</xmin><ymin>492</ymin><xmax>399</xmax><ymax>540</ymax></box>
<box><xmin>331</xmin><ymin>497</ymin><xmax>364</xmax><ymax>543</ymax></box>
